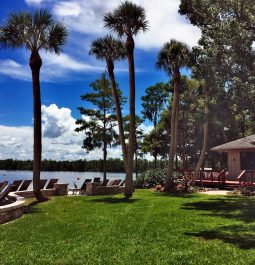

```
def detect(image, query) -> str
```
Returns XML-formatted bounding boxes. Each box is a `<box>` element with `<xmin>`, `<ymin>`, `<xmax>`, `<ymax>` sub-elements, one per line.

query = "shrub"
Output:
<box><xmin>240</xmin><ymin>182</ymin><xmax>255</xmax><ymax>196</ymax></box>
<box><xmin>136</xmin><ymin>168</ymin><xmax>167</xmax><ymax>188</ymax></box>
<box><xmin>136</xmin><ymin>169</ymin><xmax>196</xmax><ymax>193</ymax></box>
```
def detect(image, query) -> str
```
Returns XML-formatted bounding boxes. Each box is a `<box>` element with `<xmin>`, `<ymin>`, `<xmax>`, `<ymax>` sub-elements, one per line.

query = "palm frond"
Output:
<box><xmin>89</xmin><ymin>35</ymin><xmax>126</xmax><ymax>63</ymax></box>
<box><xmin>156</xmin><ymin>39</ymin><xmax>191</xmax><ymax>75</ymax></box>
<box><xmin>47</xmin><ymin>22</ymin><xmax>68</xmax><ymax>54</ymax></box>
<box><xmin>33</xmin><ymin>9</ymin><xmax>52</xmax><ymax>28</ymax></box>
<box><xmin>0</xmin><ymin>11</ymin><xmax>33</xmax><ymax>50</ymax></box>
<box><xmin>0</xmin><ymin>9</ymin><xmax>67</xmax><ymax>54</ymax></box>
<box><xmin>104</xmin><ymin>1</ymin><xmax>148</xmax><ymax>37</ymax></box>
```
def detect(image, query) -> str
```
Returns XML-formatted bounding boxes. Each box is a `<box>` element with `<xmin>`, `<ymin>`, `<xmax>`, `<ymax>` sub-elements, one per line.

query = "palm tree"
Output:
<box><xmin>89</xmin><ymin>35</ymin><xmax>128</xmax><ymax>169</ymax></box>
<box><xmin>156</xmin><ymin>39</ymin><xmax>191</xmax><ymax>192</ymax></box>
<box><xmin>0</xmin><ymin>10</ymin><xmax>67</xmax><ymax>201</ymax></box>
<box><xmin>104</xmin><ymin>1</ymin><xmax>148</xmax><ymax>198</ymax></box>
<box><xmin>193</xmin><ymin>86</ymin><xmax>209</xmax><ymax>183</ymax></box>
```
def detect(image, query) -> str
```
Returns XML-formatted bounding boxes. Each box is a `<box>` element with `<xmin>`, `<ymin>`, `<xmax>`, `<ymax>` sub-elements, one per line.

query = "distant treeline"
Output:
<box><xmin>0</xmin><ymin>159</ymin><xmax>165</xmax><ymax>173</ymax></box>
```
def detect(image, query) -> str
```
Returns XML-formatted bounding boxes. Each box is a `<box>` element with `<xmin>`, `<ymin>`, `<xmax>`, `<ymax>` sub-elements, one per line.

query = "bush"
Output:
<box><xmin>173</xmin><ymin>176</ymin><xmax>193</xmax><ymax>192</ymax></box>
<box><xmin>136</xmin><ymin>169</ymin><xmax>195</xmax><ymax>193</ymax></box>
<box><xmin>136</xmin><ymin>168</ymin><xmax>166</xmax><ymax>188</ymax></box>
<box><xmin>240</xmin><ymin>182</ymin><xmax>255</xmax><ymax>196</ymax></box>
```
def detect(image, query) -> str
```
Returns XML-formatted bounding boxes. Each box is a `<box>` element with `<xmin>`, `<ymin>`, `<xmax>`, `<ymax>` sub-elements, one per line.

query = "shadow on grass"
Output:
<box><xmin>24</xmin><ymin>200</ymin><xmax>42</xmax><ymax>214</ymax></box>
<box><xmin>185</xmin><ymin>224</ymin><xmax>255</xmax><ymax>249</ymax></box>
<box><xmin>153</xmin><ymin>191</ymin><xmax>199</xmax><ymax>198</ymax></box>
<box><xmin>90</xmin><ymin>197</ymin><xmax>141</xmax><ymax>204</ymax></box>
<box><xmin>182</xmin><ymin>196</ymin><xmax>255</xmax><ymax>223</ymax></box>
<box><xmin>183</xmin><ymin>196</ymin><xmax>255</xmax><ymax>249</ymax></box>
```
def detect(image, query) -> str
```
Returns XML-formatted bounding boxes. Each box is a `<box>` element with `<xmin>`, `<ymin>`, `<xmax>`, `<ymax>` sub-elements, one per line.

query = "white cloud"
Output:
<box><xmin>0</xmin><ymin>53</ymin><xmax>105</xmax><ymax>82</ymax></box>
<box><xmin>25</xmin><ymin>0</ymin><xmax>44</xmax><ymax>5</ymax></box>
<box><xmin>25</xmin><ymin>0</ymin><xmax>52</xmax><ymax>5</ymax></box>
<box><xmin>42</xmin><ymin>104</ymin><xmax>76</xmax><ymax>138</ymax></box>
<box><xmin>136</xmin><ymin>0</ymin><xmax>201</xmax><ymax>49</ymax></box>
<box><xmin>52</xmin><ymin>0</ymin><xmax>201</xmax><ymax>49</ymax></box>
<box><xmin>0</xmin><ymin>126</ymin><xmax>33</xmax><ymax>160</ymax></box>
<box><xmin>0</xmin><ymin>60</ymin><xmax>31</xmax><ymax>81</ymax></box>
<box><xmin>42</xmin><ymin>52</ymin><xmax>104</xmax><ymax>72</ymax></box>
<box><xmin>3</xmin><ymin>0</ymin><xmax>198</xmax><ymax>81</ymax></box>
<box><xmin>138</xmin><ymin>123</ymin><xmax>153</xmax><ymax>135</ymax></box>
<box><xmin>53</xmin><ymin>2</ymin><xmax>82</xmax><ymax>17</ymax></box>
<box><xmin>0</xmin><ymin>103</ymin><xmax>154</xmax><ymax>161</ymax></box>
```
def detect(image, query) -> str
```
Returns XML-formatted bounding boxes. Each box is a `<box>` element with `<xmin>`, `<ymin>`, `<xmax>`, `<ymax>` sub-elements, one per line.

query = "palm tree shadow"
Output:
<box><xmin>182</xmin><ymin>196</ymin><xmax>255</xmax><ymax>249</ymax></box>
<box><xmin>185</xmin><ymin>224</ymin><xmax>255</xmax><ymax>249</ymax></box>
<box><xmin>181</xmin><ymin>197</ymin><xmax>255</xmax><ymax>223</ymax></box>
<box><xmin>154</xmin><ymin>191</ymin><xmax>199</xmax><ymax>198</ymax></box>
<box><xmin>24</xmin><ymin>200</ymin><xmax>42</xmax><ymax>214</ymax></box>
<box><xmin>90</xmin><ymin>197</ymin><xmax>141</xmax><ymax>204</ymax></box>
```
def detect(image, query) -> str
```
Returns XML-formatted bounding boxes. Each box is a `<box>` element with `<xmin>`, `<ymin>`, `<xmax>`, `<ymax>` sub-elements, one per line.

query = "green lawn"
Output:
<box><xmin>1</xmin><ymin>190</ymin><xmax>255</xmax><ymax>265</ymax></box>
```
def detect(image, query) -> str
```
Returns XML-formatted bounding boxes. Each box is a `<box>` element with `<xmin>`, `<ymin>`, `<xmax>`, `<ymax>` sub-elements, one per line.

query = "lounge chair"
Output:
<box><xmin>113</xmin><ymin>179</ymin><xmax>122</xmax><ymax>185</ymax></box>
<box><xmin>80</xmin><ymin>179</ymin><xmax>92</xmax><ymax>190</ymax></box>
<box><xmin>0</xmin><ymin>181</ymin><xmax>8</xmax><ymax>193</ymax></box>
<box><xmin>69</xmin><ymin>179</ymin><xmax>91</xmax><ymax>195</ymax></box>
<box><xmin>102</xmin><ymin>179</ymin><xmax>110</xmax><ymax>185</ymax></box>
<box><xmin>39</xmin><ymin>179</ymin><xmax>48</xmax><ymax>189</ymax></box>
<box><xmin>93</xmin><ymin>177</ymin><xmax>101</xmax><ymax>183</ymax></box>
<box><xmin>18</xmin><ymin>180</ymin><xmax>32</xmax><ymax>191</ymax></box>
<box><xmin>80</xmin><ymin>179</ymin><xmax>92</xmax><ymax>194</ymax></box>
<box><xmin>118</xmin><ymin>179</ymin><xmax>125</xmax><ymax>187</ymax></box>
<box><xmin>10</xmin><ymin>180</ymin><xmax>22</xmax><ymax>192</ymax></box>
<box><xmin>0</xmin><ymin>185</ymin><xmax>13</xmax><ymax>204</ymax></box>
<box><xmin>107</xmin><ymin>179</ymin><xmax>115</xmax><ymax>186</ymax></box>
<box><xmin>45</xmin><ymin>179</ymin><xmax>58</xmax><ymax>189</ymax></box>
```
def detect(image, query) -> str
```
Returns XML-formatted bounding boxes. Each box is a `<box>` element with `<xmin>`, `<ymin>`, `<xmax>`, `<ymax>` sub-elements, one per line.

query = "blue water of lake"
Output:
<box><xmin>0</xmin><ymin>170</ymin><xmax>129</xmax><ymax>189</ymax></box>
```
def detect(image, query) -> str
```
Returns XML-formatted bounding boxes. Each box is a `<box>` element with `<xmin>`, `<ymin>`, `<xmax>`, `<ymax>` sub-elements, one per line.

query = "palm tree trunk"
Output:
<box><xmin>174</xmin><ymin>100</ymin><xmax>179</xmax><ymax>169</ymax></box>
<box><xmin>107</xmin><ymin>61</ymin><xmax>128</xmax><ymax>169</ymax></box>
<box><xmin>193</xmin><ymin>88</ymin><xmax>209</xmax><ymax>185</ymax></box>
<box><xmin>103</xmin><ymin>140</ymin><xmax>107</xmax><ymax>185</ymax></box>
<box><xmin>29</xmin><ymin>50</ymin><xmax>47</xmax><ymax>202</ymax></box>
<box><xmin>125</xmin><ymin>35</ymin><xmax>136</xmax><ymax>198</ymax></box>
<box><xmin>165</xmin><ymin>70</ymin><xmax>180</xmax><ymax>192</ymax></box>
<box><xmin>102</xmin><ymin>103</ymin><xmax>107</xmax><ymax>186</ymax></box>
<box><xmin>154</xmin><ymin>155</ymin><xmax>157</xmax><ymax>169</ymax></box>
<box><xmin>135</xmin><ymin>149</ymin><xmax>138</xmax><ymax>180</ymax></box>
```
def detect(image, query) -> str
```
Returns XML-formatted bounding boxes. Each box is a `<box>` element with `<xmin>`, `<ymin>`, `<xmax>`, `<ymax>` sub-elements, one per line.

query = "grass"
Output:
<box><xmin>1</xmin><ymin>190</ymin><xmax>255</xmax><ymax>265</ymax></box>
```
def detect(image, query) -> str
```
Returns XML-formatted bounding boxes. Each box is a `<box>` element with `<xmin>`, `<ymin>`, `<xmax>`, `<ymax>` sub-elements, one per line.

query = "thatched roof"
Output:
<box><xmin>211</xmin><ymin>134</ymin><xmax>255</xmax><ymax>153</ymax></box>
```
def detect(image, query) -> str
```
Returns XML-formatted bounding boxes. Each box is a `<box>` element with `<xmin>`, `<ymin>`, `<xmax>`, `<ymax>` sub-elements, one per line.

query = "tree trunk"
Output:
<box><xmin>165</xmin><ymin>70</ymin><xmax>180</xmax><ymax>192</ymax></box>
<box><xmin>103</xmin><ymin>140</ymin><xmax>107</xmax><ymax>185</ymax></box>
<box><xmin>135</xmin><ymin>150</ymin><xmax>138</xmax><ymax>180</ymax></box>
<box><xmin>29</xmin><ymin>50</ymin><xmax>47</xmax><ymax>202</ymax></box>
<box><xmin>107</xmin><ymin>61</ymin><xmax>128</xmax><ymax>169</ymax></box>
<box><xmin>193</xmin><ymin>89</ymin><xmax>209</xmax><ymax>185</ymax></box>
<box><xmin>102</xmin><ymin>100</ymin><xmax>107</xmax><ymax>186</ymax></box>
<box><xmin>174</xmin><ymin>101</ymin><xmax>179</xmax><ymax>170</ymax></box>
<box><xmin>125</xmin><ymin>35</ymin><xmax>136</xmax><ymax>198</ymax></box>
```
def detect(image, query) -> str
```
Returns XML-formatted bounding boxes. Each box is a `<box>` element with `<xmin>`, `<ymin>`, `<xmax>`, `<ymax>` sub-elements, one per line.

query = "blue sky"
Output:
<box><xmin>0</xmin><ymin>0</ymin><xmax>200</xmax><ymax>160</ymax></box>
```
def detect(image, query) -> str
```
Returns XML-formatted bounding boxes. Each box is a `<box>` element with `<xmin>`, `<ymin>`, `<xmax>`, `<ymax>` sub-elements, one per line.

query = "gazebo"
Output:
<box><xmin>211</xmin><ymin>134</ymin><xmax>255</xmax><ymax>180</ymax></box>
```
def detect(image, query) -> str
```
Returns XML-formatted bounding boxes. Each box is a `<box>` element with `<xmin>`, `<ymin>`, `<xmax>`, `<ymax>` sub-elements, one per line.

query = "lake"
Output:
<box><xmin>0</xmin><ymin>170</ymin><xmax>131</xmax><ymax>189</ymax></box>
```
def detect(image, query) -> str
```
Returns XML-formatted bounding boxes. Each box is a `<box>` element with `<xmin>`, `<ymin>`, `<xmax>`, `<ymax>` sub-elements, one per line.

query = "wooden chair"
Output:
<box><xmin>107</xmin><ymin>179</ymin><xmax>115</xmax><ymax>186</ymax></box>
<box><xmin>80</xmin><ymin>179</ymin><xmax>92</xmax><ymax>194</ymax></box>
<box><xmin>113</xmin><ymin>179</ymin><xmax>122</xmax><ymax>185</ymax></box>
<box><xmin>45</xmin><ymin>179</ymin><xmax>58</xmax><ymax>189</ymax></box>
<box><xmin>0</xmin><ymin>185</ymin><xmax>13</xmax><ymax>203</ymax></box>
<box><xmin>80</xmin><ymin>179</ymin><xmax>91</xmax><ymax>190</ymax></box>
<box><xmin>0</xmin><ymin>181</ymin><xmax>8</xmax><ymax>193</ymax></box>
<box><xmin>93</xmin><ymin>177</ymin><xmax>101</xmax><ymax>183</ymax></box>
<box><xmin>10</xmin><ymin>180</ymin><xmax>22</xmax><ymax>192</ymax></box>
<box><xmin>118</xmin><ymin>179</ymin><xmax>125</xmax><ymax>187</ymax></box>
<box><xmin>69</xmin><ymin>179</ymin><xmax>92</xmax><ymax>195</ymax></box>
<box><xmin>18</xmin><ymin>180</ymin><xmax>32</xmax><ymax>191</ymax></box>
<box><xmin>39</xmin><ymin>179</ymin><xmax>48</xmax><ymax>189</ymax></box>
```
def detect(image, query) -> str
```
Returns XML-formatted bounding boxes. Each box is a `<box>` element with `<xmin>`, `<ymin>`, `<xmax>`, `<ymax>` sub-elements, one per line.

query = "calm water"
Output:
<box><xmin>0</xmin><ymin>170</ymin><xmax>129</xmax><ymax>189</ymax></box>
